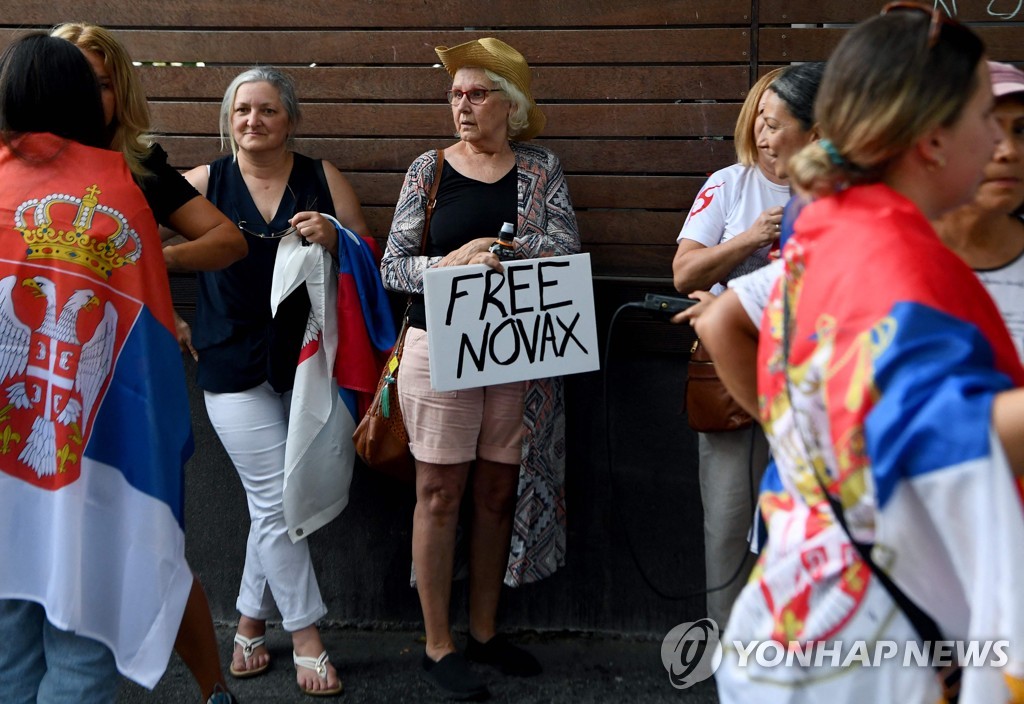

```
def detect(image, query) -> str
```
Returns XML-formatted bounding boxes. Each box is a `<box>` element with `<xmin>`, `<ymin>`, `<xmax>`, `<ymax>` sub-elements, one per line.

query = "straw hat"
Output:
<box><xmin>990</xmin><ymin>60</ymin><xmax>1024</xmax><ymax>100</ymax></box>
<box><xmin>435</xmin><ymin>38</ymin><xmax>546</xmax><ymax>141</ymax></box>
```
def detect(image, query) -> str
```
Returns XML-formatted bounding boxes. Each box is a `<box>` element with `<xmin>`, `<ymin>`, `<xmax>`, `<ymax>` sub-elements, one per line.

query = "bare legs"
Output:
<box><xmin>414</xmin><ymin>459</ymin><xmax>470</xmax><ymax>661</ymax></box>
<box><xmin>173</xmin><ymin>576</ymin><xmax>230</xmax><ymax>701</ymax></box>
<box><xmin>467</xmin><ymin>460</ymin><xmax>520</xmax><ymax>643</ymax></box>
<box><xmin>412</xmin><ymin>458</ymin><xmax>520</xmax><ymax>660</ymax></box>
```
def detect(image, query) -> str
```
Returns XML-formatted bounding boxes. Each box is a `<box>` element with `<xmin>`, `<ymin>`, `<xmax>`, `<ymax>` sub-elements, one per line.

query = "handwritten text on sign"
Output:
<box><xmin>422</xmin><ymin>253</ymin><xmax>599</xmax><ymax>391</ymax></box>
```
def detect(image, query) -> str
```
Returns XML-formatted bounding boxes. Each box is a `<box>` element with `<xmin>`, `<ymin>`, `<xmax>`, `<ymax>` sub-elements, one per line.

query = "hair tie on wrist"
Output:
<box><xmin>819</xmin><ymin>139</ymin><xmax>846</xmax><ymax>167</ymax></box>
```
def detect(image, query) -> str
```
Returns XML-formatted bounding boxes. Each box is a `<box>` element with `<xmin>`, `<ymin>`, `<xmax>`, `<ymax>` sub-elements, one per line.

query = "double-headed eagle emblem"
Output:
<box><xmin>0</xmin><ymin>274</ymin><xmax>117</xmax><ymax>477</ymax></box>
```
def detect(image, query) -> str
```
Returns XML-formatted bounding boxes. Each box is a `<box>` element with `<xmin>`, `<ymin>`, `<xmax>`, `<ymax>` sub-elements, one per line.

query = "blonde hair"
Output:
<box><xmin>734</xmin><ymin>67</ymin><xmax>785</xmax><ymax>166</ymax></box>
<box><xmin>789</xmin><ymin>10</ymin><xmax>983</xmax><ymax>198</ymax></box>
<box><xmin>51</xmin><ymin>22</ymin><xmax>152</xmax><ymax>177</ymax></box>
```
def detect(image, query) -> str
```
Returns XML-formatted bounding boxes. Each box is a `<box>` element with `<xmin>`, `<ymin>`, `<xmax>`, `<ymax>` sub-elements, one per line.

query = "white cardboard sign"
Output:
<box><xmin>422</xmin><ymin>253</ymin><xmax>599</xmax><ymax>391</ymax></box>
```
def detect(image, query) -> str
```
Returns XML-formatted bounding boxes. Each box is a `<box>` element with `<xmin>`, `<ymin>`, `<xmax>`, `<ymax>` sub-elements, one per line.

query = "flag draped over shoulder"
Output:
<box><xmin>0</xmin><ymin>133</ymin><xmax>193</xmax><ymax>688</ymax></box>
<box><xmin>716</xmin><ymin>184</ymin><xmax>1024</xmax><ymax>704</ymax></box>
<box><xmin>272</xmin><ymin>218</ymin><xmax>395</xmax><ymax>542</ymax></box>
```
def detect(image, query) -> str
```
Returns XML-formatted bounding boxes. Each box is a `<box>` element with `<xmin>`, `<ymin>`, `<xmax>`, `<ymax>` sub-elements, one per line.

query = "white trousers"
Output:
<box><xmin>698</xmin><ymin>426</ymin><xmax>768</xmax><ymax>629</ymax></box>
<box><xmin>205</xmin><ymin>382</ymin><xmax>327</xmax><ymax>631</ymax></box>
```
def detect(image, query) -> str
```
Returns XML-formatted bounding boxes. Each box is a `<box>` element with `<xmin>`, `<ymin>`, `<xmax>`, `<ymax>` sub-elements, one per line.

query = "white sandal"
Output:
<box><xmin>293</xmin><ymin>650</ymin><xmax>343</xmax><ymax>696</ymax></box>
<box><xmin>229</xmin><ymin>633</ymin><xmax>269</xmax><ymax>678</ymax></box>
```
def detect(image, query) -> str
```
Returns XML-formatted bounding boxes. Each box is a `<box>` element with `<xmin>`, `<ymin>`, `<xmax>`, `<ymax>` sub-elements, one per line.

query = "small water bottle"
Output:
<box><xmin>487</xmin><ymin>221</ymin><xmax>516</xmax><ymax>261</ymax></box>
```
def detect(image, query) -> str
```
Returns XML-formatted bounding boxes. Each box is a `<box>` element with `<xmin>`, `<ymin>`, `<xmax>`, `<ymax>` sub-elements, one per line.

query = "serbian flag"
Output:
<box><xmin>716</xmin><ymin>184</ymin><xmax>1024</xmax><ymax>704</ymax></box>
<box><xmin>0</xmin><ymin>134</ymin><xmax>193</xmax><ymax>687</ymax></box>
<box><xmin>334</xmin><ymin>223</ymin><xmax>397</xmax><ymax>417</ymax></box>
<box><xmin>272</xmin><ymin>218</ymin><xmax>395</xmax><ymax>542</ymax></box>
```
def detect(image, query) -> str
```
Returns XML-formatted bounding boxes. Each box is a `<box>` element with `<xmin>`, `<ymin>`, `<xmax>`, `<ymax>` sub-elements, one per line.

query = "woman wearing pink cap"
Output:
<box><xmin>936</xmin><ymin>60</ymin><xmax>1024</xmax><ymax>360</ymax></box>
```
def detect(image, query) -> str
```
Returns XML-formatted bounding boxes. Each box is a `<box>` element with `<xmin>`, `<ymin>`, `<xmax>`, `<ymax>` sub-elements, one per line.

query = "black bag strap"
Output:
<box><xmin>816</xmin><ymin>485</ymin><xmax>961</xmax><ymax>700</ymax></box>
<box><xmin>780</xmin><ymin>278</ymin><xmax>961</xmax><ymax>703</ymax></box>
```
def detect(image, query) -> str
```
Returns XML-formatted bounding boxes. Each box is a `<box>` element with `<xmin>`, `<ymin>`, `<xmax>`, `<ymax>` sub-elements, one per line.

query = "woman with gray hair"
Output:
<box><xmin>183</xmin><ymin>66</ymin><xmax>371</xmax><ymax>697</ymax></box>
<box><xmin>381</xmin><ymin>37</ymin><xmax>579</xmax><ymax>701</ymax></box>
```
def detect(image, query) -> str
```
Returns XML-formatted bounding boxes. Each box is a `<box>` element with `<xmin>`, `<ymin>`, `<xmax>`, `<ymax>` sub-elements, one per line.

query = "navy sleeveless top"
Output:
<box><xmin>193</xmin><ymin>153</ymin><xmax>335</xmax><ymax>393</ymax></box>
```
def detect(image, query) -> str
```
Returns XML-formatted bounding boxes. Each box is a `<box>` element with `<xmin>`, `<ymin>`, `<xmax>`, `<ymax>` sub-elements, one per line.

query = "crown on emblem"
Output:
<box><xmin>14</xmin><ymin>184</ymin><xmax>142</xmax><ymax>280</ymax></box>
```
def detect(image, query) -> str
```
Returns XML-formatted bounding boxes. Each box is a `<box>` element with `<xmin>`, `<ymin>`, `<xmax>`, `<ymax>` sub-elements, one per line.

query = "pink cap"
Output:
<box><xmin>989</xmin><ymin>61</ymin><xmax>1024</xmax><ymax>99</ymax></box>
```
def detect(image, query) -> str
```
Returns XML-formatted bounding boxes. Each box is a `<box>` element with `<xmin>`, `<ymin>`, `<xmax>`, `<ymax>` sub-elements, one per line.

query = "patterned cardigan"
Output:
<box><xmin>381</xmin><ymin>142</ymin><xmax>580</xmax><ymax>585</ymax></box>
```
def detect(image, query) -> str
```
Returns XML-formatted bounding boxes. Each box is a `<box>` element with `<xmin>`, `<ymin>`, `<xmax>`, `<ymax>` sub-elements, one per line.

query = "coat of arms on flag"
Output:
<box><xmin>1</xmin><ymin>184</ymin><xmax>142</xmax><ymax>490</ymax></box>
<box><xmin>0</xmin><ymin>135</ymin><xmax>194</xmax><ymax>688</ymax></box>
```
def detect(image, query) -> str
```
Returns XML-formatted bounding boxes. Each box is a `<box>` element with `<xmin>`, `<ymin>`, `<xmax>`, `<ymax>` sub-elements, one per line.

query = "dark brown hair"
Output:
<box><xmin>0</xmin><ymin>33</ymin><xmax>106</xmax><ymax>149</ymax></box>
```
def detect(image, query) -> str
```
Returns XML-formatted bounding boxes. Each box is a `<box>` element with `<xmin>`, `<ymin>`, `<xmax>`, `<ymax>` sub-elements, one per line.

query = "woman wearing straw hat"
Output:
<box><xmin>381</xmin><ymin>37</ymin><xmax>579</xmax><ymax>700</ymax></box>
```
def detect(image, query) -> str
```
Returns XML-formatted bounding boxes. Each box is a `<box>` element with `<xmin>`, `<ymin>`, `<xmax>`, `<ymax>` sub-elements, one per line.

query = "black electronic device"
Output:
<box><xmin>642</xmin><ymin>293</ymin><xmax>700</xmax><ymax>316</ymax></box>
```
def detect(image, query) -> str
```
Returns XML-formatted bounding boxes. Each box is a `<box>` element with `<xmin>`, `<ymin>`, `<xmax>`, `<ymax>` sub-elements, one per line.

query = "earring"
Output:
<box><xmin>928</xmin><ymin>155</ymin><xmax>946</xmax><ymax>171</ymax></box>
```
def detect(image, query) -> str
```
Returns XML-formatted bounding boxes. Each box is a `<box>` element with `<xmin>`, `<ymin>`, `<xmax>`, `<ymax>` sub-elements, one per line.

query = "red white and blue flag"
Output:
<box><xmin>0</xmin><ymin>134</ymin><xmax>193</xmax><ymax>688</ymax></box>
<box><xmin>273</xmin><ymin>217</ymin><xmax>395</xmax><ymax>542</ymax></box>
<box><xmin>717</xmin><ymin>184</ymin><xmax>1024</xmax><ymax>703</ymax></box>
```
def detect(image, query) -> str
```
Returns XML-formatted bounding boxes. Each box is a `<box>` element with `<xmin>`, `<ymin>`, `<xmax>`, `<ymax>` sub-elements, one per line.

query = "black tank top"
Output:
<box><xmin>408</xmin><ymin>161</ymin><xmax>517</xmax><ymax>330</ymax></box>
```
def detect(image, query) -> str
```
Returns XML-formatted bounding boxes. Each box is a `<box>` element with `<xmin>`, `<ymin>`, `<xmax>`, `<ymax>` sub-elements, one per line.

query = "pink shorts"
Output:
<box><xmin>397</xmin><ymin>327</ymin><xmax>525</xmax><ymax>465</ymax></box>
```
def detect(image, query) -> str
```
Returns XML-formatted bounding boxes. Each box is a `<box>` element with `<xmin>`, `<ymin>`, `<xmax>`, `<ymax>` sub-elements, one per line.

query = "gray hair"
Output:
<box><xmin>219</xmin><ymin>66</ymin><xmax>301</xmax><ymax>157</ymax></box>
<box><xmin>484</xmin><ymin>69</ymin><xmax>531</xmax><ymax>138</ymax></box>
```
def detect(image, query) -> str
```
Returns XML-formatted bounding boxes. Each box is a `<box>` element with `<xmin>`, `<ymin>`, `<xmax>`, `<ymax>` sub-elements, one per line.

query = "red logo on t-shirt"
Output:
<box><xmin>690</xmin><ymin>182</ymin><xmax>724</xmax><ymax>218</ymax></box>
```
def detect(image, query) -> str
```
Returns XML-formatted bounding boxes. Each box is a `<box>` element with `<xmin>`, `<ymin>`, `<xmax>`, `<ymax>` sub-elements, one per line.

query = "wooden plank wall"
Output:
<box><xmin>2</xmin><ymin>0</ymin><xmax>1023</xmax><ymax>281</ymax></box>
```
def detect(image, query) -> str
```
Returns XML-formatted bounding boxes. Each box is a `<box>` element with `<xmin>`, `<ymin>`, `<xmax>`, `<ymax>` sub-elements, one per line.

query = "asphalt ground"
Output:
<box><xmin>117</xmin><ymin>624</ymin><xmax>720</xmax><ymax>703</ymax></box>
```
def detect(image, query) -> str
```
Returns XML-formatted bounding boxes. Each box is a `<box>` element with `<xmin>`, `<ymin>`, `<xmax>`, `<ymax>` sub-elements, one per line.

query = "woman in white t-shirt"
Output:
<box><xmin>671</xmin><ymin>63</ymin><xmax>824</xmax><ymax>628</ymax></box>
<box><xmin>673</xmin><ymin>69</ymin><xmax>788</xmax><ymax>296</ymax></box>
<box><xmin>725</xmin><ymin>61</ymin><xmax>1024</xmax><ymax>370</ymax></box>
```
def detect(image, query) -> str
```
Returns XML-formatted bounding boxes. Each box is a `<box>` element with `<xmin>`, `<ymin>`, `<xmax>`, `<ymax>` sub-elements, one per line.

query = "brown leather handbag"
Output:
<box><xmin>352</xmin><ymin>149</ymin><xmax>444</xmax><ymax>483</ymax></box>
<box><xmin>685</xmin><ymin>338</ymin><xmax>754</xmax><ymax>433</ymax></box>
<box><xmin>353</xmin><ymin>318</ymin><xmax>415</xmax><ymax>482</ymax></box>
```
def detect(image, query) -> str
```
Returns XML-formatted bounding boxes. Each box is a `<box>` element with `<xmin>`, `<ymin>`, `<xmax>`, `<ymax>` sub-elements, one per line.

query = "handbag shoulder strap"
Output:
<box><xmin>397</xmin><ymin>149</ymin><xmax>446</xmax><ymax>327</ymax></box>
<box><xmin>421</xmin><ymin>148</ymin><xmax>444</xmax><ymax>255</ymax></box>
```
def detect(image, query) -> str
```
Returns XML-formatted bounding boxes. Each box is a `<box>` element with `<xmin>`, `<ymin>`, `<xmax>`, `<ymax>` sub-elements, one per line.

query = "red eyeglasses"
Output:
<box><xmin>446</xmin><ymin>88</ymin><xmax>504</xmax><ymax>105</ymax></box>
<box><xmin>880</xmin><ymin>1</ymin><xmax>962</xmax><ymax>48</ymax></box>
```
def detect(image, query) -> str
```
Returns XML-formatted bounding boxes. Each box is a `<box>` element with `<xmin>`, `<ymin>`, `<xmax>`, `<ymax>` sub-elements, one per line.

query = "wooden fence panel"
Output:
<box><xmin>4</xmin><ymin>1</ymin><xmax>1019</xmax><ymax>278</ymax></box>
<box><xmin>1</xmin><ymin>0</ymin><xmax>752</xmax><ymax>27</ymax></box>
<box><xmin>156</xmin><ymin>137</ymin><xmax>736</xmax><ymax>175</ymax></box>
<box><xmin>0</xmin><ymin>28</ymin><xmax>753</xmax><ymax>64</ymax></box>
<box><xmin>760</xmin><ymin>24</ymin><xmax>1024</xmax><ymax>63</ymax></box>
<box><xmin>147</xmin><ymin>102</ymin><xmax>741</xmax><ymax>139</ymax></box>
<box><xmin>132</xmin><ymin>65</ymin><xmax>750</xmax><ymax>101</ymax></box>
<box><xmin>761</xmin><ymin>0</ymin><xmax>1024</xmax><ymax>23</ymax></box>
<box><xmin>758</xmin><ymin>0</ymin><xmax>1024</xmax><ymax>65</ymax></box>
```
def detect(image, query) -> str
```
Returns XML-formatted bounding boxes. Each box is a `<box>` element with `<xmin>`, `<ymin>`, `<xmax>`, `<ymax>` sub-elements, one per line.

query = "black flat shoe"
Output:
<box><xmin>420</xmin><ymin>653</ymin><xmax>490</xmax><ymax>701</ymax></box>
<box><xmin>465</xmin><ymin>634</ymin><xmax>542</xmax><ymax>677</ymax></box>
